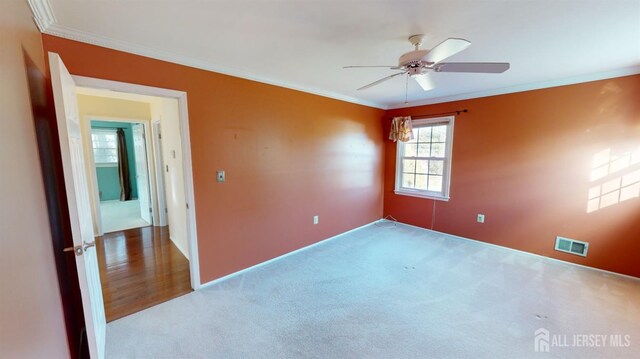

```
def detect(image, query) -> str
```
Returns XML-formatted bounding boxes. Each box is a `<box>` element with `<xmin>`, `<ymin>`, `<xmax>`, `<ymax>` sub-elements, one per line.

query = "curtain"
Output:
<box><xmin>116</xmin><ymin>128</ymin><xmax>132</xmax><ymax>201</ymax></box>
<box><xmin>389</xmin><ymin>116</ymin><xmax>414</xmax><ymax>142</ymax></box>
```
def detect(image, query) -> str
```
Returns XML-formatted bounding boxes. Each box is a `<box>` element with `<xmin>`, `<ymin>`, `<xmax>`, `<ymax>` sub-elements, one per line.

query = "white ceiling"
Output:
<box><xmin>35</xmin><ymin>0</ymin><xmax>640</xmax><ymax>109</ymax></box>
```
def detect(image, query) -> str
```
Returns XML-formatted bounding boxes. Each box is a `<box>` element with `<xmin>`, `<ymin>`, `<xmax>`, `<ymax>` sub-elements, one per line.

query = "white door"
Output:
<box><xmin>133</xmin><ymin>124</ymin><xmax>152</xmax><ymax>224</ymax></box>
<box><xmin>49</xmin><ymin>52</ymin><xmax>106</xmax><ymax>359</ymax></box>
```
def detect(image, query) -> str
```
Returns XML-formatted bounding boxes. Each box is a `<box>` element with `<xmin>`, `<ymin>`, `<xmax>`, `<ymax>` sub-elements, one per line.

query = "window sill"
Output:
<box><xmin>95</xmin><ymin>163</ymin><xmax>118</xmax><ymax>168</ymax></box>
<box><xmin>394</xmin><ymin>190</ymin><xmax>450</xmax><ymax>202</ymax></box>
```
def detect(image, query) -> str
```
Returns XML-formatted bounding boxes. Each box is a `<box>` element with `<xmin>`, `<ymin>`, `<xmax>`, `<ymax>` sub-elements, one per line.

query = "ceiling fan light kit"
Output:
<box><xmin>345</xmin><ymin>34</ymin><xmax>510</xmax><ymax>101</ymax></box>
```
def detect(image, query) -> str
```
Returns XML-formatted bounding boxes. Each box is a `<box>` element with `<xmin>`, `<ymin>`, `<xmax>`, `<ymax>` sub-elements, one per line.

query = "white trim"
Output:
<box><xmin>94</xmin><ymin>163</ymin><xmax>117</xmax><ymax>168</ymax></box>
<box><xmin>176</xmin><ymin>93</ymin><xmax>201</xmax><ymax>289</ymax></box>
<box><xmin>30</xmin><ymin>0</ymin><xmax>640</xmax><ymax>111</ymax></box>
<box><xmin>393</xmin><ymin>190</ymin><xmax>449</xmax><ymax>201</ymax></box>
<box><xmin>388</xmin><ymin>67</ymin><xmax>640</xmax><ymax>109</ymax></box>
<box><xmin>27</xmin><ymin>0</ymin><xmax>56</xmax><ymax>32</ymax></box>
<box><xmin>73</xmin><ymin>76</ymin><xmax>202</xmax><ymax>290</ymax></box>
<box><xmin>199</xmin><ymin>221</ymin><xmax>378</xmax><ymax>289</ymax></box>
<box><xmin>392</xmin><ymin>221</ymin><xmax>640</xmax><ymax>282</ymax></box>
<box><xmin>394</xmin><ymin>116</ymin><xmax>454</xmax><ymax>200</ymax></box>
<box><xmin>88</xmin><ymin>115</ymin><xmax>151</xmax><ymax>125</ymax></box>
<box><xmin>151</xmin><ymin>121</ymin><xmax>168</xmax><ymax>227</ymax></box>
<box><xmin>73</xmin><ymin>76</ymin><xmax>185</xmax><ymax>98</ymax></box>
<box><xmin>91</xmin><ymin>127</ymin><xmax>117</xmax><ymax>134</ymax></box>
<box><xmin>37</xmin><ymin>22</ymin><xmax>384</xmax><ymax>110</ymax></box>
<box><xmin>31</xmin><ymin>3</ymin><xmax>640</xmax><ymax>111</ymax></box>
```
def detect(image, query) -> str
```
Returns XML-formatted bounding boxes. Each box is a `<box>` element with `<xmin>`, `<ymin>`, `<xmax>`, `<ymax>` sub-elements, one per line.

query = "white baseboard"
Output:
<box><xmin>198</xmin><ymin>220</ymin><xmax>378</xmax><ymax>289</ymax></box>
<box><xmin>392</xmin><ymin>220</ymin><xmax>640</xmax><ymax>282</ymax></box>
<box><xmin>198</xmin><ymin>219</ymin><xmax>638</xmax><ymax>289</ymax></box>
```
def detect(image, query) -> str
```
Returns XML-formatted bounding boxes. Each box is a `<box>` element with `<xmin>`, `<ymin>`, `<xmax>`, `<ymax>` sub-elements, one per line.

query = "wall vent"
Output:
<box><xmin>555</xmin><ymin>236</ymin><xmax>589</xmax><ymax>257</ymax></box>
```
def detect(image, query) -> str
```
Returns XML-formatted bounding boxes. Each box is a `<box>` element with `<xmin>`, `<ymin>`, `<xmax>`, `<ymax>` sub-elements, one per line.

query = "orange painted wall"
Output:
<box><xmin>42</xmin><ymin>35</ymin><xmax>385</xmax><ymax>284</ymax></box>
<box><xmin>384</xmin><ymin>75</ymin><xmax>640</xmax><ymax>278</ymax></box>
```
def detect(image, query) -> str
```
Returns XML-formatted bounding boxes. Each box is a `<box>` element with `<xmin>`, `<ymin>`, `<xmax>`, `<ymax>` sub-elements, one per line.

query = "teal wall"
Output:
<box><xmin>95</xmin><ymin>167</ymin><xmax>121</xmax><ymax>200</ymax></box>
<box><xmin>91</xmin><ymin>121</ymin><xmax>138</xmax><ymax>201</ymax></box>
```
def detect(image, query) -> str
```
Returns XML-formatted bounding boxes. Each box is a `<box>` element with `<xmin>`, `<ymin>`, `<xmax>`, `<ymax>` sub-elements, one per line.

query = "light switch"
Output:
<box><xmin>217</xmin><ymin>170</ymin><xmax>225</xmax><ymax>183</ymax></box>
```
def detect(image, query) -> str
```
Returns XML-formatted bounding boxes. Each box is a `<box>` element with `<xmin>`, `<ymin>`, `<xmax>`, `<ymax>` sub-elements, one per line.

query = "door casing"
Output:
<box><xmin>73</xmin><ymin>75</ymin><xmax>201</xmax><ymax>290</ymax></box>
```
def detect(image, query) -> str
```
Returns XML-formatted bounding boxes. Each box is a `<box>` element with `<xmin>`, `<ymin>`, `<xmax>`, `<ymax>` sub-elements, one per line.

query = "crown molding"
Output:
<box><xmin>27</xmin><ymin>0</ymin><xmax>56</xmax><ymax>32</ymax></box>
<box><xmin>388</xmin><ymin>66</ymin><xmax>640</xmax><ymax>109</ymax></box>
<box><xmin>44</xmin><ymin>24</ymin><xmax>386</xmax><ymax>109</ymax></box>
<box><xmin>28</xmin><ymin>0</ymin><xmax>385</xmax><ymax>110</ymax></box>
<box><xmin>28</xmin><ymin>0</ymin><xmax>640</xmax><ymax>112</ymax></box>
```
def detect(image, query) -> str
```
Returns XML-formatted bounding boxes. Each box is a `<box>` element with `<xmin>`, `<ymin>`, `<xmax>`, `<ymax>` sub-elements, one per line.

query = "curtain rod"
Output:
<box><xmin>391</xmin><ymin>109</ymin><xmax>468</xmax><ymax>119</ymax></box>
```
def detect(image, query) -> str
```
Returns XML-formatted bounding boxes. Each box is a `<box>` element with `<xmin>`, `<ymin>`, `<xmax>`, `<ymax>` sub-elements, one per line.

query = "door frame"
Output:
<box><xmin>151</xmin><ymin>120</ymin><xmax>168</xmax><ymax>227</ymax></box>
<box><xmin>73</xmin><ymin>75</ymin><xmax>202</xmax><ymax>289</ymax></box>
<box><xmin>82</xmin><ymin>116</ymin><xmax>156</xmax><ymax>236</ymax></box>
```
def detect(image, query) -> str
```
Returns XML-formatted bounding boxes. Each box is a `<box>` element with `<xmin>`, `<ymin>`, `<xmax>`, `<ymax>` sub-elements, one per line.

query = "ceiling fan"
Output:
<box><xmin>344</xmin><ymin>34</ymin><xmax>510</xmax><ymax>92</ymax></box>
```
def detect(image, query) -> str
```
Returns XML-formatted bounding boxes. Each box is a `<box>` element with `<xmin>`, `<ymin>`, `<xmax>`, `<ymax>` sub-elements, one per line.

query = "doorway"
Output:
<box><xmin>75</xmin><ymin>86</ymin><xmax>196</xmax><ymax>322</ymax></box>
<box><xmin>49</xmin><ymin>52</ymin><xmax>201</xmax><ymax>357</ymax></box>
<box><xmin>88</xmin><ymin>119</ymin><xmax>154</xmax><ymax>233</ymax></box>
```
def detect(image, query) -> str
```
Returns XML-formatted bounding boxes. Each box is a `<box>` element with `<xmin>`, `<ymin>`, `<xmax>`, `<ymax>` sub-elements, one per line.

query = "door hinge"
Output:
<box><xmin>166</xmin><ymin>165</ymin><xmax>169</xmax><ymax>172</ymax></box>
<box><xmin>149</xmin><ymin>207</ymin><xmax>152</xmax><ymax>213</ymax></box>
<box><xmin>186</xmin><ymin>203</ymin><xmax>189</xmax><ymax>210</ymax></box>
<box><xmin>158</xmin><ymin>133</ymin><xmax>162</xmax><ymax>139</ymax></box>
<box><xmin>165</xmin><ymin>207</ymin><xmax>168</xmax><ymax>213</ymax></box>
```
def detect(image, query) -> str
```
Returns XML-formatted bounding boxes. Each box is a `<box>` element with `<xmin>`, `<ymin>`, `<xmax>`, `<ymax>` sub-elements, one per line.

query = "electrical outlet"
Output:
<box><xmin>313</xmin><ymin>215</ymin><xmax>319</xmax><ymax>225</ymax></box>
<box><xmin>216</xmin><ymin>170</ymin><xmax>225</xmax><ymax>182</ymax></box>
<box><xmin>477</xmin><ymin>214</ymin><xmax>485</xmax><ymax>223</ymax></box>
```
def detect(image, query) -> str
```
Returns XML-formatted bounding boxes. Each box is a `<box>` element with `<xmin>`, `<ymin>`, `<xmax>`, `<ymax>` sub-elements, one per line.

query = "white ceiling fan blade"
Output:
<box><xmin>358</xmin><ymin>72</ymin><xmax>406</xmax><ymax>91</ymax></box>
<box><xmin>343</xmin><ymin>65</ymin><xmax>399</xmax><ymax>69</ymax></box>
<box><xmin>422</xmin><ymin>38</ymin><xmax>471</xmax><ymax>64</ymax></box>
<box><xmin>413</xmin><ymin>73</ymin><xmax>435</xmax><ymax>91</ymax></box>
<box><xmin>435</xmin><ymin>62</ymin><xmax>510</xmax><ymax>73</ymax></box>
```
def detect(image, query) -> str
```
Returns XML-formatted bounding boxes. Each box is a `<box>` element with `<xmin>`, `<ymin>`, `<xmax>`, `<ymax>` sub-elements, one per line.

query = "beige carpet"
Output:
<box><xmin>100</xmin><ymin>200</ymin><xmax>151</xmax><ymax>233</ymax></box>
<box><xmin>105</xmin><ymin>221</ymin><xmax>640</xmax><ymax>358</ymax></box>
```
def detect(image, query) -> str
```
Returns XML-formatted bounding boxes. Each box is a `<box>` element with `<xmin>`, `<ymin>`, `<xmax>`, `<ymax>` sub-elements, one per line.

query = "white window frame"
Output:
<box><xmin>394</xmin><ymin>116</ymin><xmax>455</xmax><ymax>201</ymax></box>
<box><xmin>91</xmin><ymin>128</ymin><xmax>119</xmax><ymax>167</ymax></box>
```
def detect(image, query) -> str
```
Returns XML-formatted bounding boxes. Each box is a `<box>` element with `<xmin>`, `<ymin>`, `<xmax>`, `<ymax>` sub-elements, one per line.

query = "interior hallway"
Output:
<box><xmin>96</xmin><ymin>226</ymin><xmax>192</xmax><ymax>322</ymax></box>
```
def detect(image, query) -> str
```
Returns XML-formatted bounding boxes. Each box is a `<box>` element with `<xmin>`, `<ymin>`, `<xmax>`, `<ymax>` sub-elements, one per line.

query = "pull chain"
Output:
<box><xmin>404</xmin><ymin>74</ymin><xmax>409</xmax><ymax>104</ymax></box>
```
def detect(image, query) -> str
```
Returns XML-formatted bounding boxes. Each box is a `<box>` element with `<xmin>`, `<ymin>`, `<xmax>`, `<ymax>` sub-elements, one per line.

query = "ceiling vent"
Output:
<box><xmin>555</xmin><ymin>236</ymin><xmax>589</xmax><ymax>257</ymax></box>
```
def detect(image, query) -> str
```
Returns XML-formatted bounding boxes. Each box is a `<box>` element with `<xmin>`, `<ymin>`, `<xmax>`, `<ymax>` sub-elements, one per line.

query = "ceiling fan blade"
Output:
<box><xmin>435</xmin><ymin>62</ymin><xmax>510</xmax><ymax>73</ymax></box>
<box><xmin>343</xmin><ymin>65</ymin><xmax>398</xmax><ymax>69</ymax></box>
<box><xmin>413</xmin><ymin>73</ymin><xmax>435</xmax><ymax>91</ymax></box>
<box><xmin>422</xmin><ymin>38</ymin><xmax>471</xmax><ymax>64</ymax></box>
<box><xmin>358</xmin><ymin>72</ymin><xmax>406</xmax><ymax>91</ymax></box>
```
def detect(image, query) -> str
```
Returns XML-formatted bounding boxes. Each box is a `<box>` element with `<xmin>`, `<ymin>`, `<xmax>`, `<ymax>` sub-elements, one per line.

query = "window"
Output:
<box><xmin>394</xmin><ymin>116</ymin><xmax>454</xmax><ymax>200</ymax></box>
<box><xmin>91</xmin><ymin>129</ymin><xmax>118</xmax><ymax>166</ymax></box>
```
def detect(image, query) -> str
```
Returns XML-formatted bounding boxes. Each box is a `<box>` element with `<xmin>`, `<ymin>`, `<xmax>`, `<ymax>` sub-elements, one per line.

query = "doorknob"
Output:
<box><xmin>63</xmin><ymin>241</ymin><xmax>95</xmax><ymax>256</ymax></box>
<box><xmin>63</xmin><ymin>245</ymin><xmax>83</xmax><ymax>256</ymax></box>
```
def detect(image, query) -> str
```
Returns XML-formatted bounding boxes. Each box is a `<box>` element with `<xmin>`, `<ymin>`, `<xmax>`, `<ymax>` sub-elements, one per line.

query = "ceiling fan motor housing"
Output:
<box><xmin>399</xmin><ymin>49</ymin><xmax>430</xmax><ymax>69</ymax></box>
<box><xmin>407</xmin><ymin>67</ymin><xmax>425</xmax><ymax>77</ymax></box>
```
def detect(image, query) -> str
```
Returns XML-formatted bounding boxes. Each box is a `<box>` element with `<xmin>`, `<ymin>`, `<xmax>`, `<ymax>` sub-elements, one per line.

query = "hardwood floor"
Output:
<box><xmin>96</xmin><ymin>226</ymin><xmax>192</xmax><ymax>322</ymax></box>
